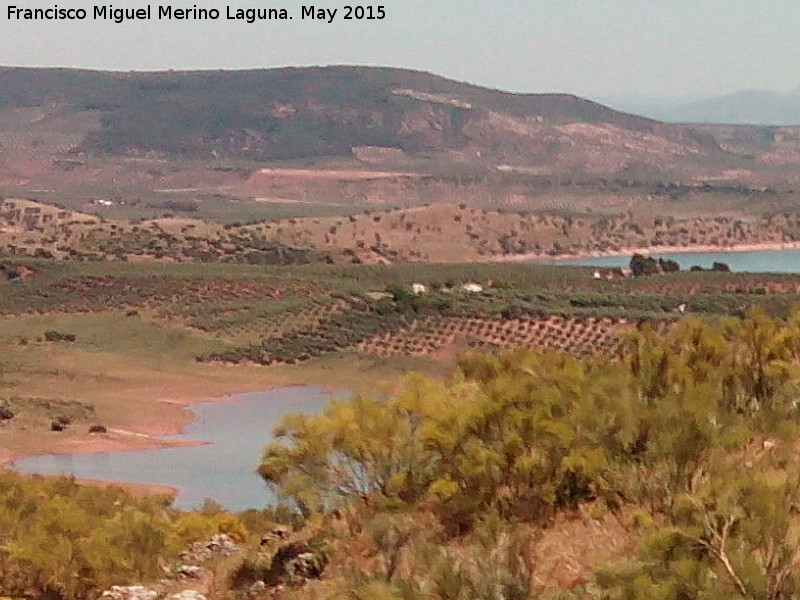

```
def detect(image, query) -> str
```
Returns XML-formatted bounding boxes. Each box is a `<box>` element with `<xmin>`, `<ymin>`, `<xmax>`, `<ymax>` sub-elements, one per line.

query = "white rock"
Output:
<box><xmin>177</xmin><ymin>565</ymin><xmax>205</xmax><ymax>579</ymax></box>
<box><xmin>167</xmin><ymin>591</ymin><xmax>207</xmax><ymax>600</ymax></box>
<box><xmin>101</xmin><ymin>585</ymin><xmax>158</xmax><ymax>600</ymax></box>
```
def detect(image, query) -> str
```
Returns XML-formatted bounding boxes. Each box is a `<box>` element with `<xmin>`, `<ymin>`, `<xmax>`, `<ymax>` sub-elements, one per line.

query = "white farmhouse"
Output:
<box><xmin>411</xmin><ymin>283</ymin><xmax>427</xmax><ymax>295</ymax></box>
<box><xmin>461</xmin><ymin>282</ymin><xmax>484</xmax><ymax>293</ymax></box>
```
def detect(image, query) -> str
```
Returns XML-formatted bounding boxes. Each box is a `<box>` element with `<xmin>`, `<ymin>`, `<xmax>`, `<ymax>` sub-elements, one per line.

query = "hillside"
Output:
<box><xmin>6</xmin><ymin>301</ymin><xmax>800</xmax><ymax>599</ymax></box>
<box><xmin>0</xmin><ymin>65</ymin><xmax>691</xmax><ymax>161</ymax></box>
<box><xmin>8</xmin><ymin>196</ymin><xmax>800</xmax><ymax>264</ymax></box>
<box><xmin>0</xmin><ymin>65</ymin><xmax>733</xmax><ymax>208</ymax></box>
<box><xmin>7</xmin><ymin>66</ymin><xmax>800</xmax><ymax>600</ymax></box>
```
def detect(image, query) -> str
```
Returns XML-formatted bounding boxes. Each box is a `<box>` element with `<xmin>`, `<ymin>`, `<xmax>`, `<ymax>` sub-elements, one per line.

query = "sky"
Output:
<box><xmin>1</xmin><ymin>0</ymin><xmax>799</xmax><ymax>100</ymax></box>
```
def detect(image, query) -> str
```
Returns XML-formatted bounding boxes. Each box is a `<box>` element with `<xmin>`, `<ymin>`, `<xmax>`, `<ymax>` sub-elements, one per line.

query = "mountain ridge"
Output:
<box><xmin>605</xmin><ymin>87</ymin><xmax>800</xmax><ymax>125</ymax></box>
<box><xmin>0</xmin><ymin>64</ymin><xmax>705</xmax><ymax>165</ymax></box>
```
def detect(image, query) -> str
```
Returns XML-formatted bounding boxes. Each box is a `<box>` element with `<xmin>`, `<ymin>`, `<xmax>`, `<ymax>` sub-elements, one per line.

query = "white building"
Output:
<box><xmin>461</xmin><ymin>282</ymin><xmax>484</xmax><ymax>293</ymax></box>
<box><xmin>411</xmin><ymin>283</ymin><xmax>427</xmax><ymax>295</ymax></box>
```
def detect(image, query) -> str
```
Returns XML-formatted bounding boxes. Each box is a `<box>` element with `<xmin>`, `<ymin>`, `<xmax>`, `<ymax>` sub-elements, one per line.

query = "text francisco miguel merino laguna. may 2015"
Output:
<box><xmin>6</xmin><ymin>4</ymin><xmax>386</xmax><ymax>23</ymax></box>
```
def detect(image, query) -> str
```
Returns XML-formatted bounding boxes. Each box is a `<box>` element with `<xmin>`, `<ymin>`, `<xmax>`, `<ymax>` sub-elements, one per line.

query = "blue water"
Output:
<box><xmin>13</xmin><ymin>386</ymin><xmax>340</xmax><ymax>512</ymax></box>
<box><xmin>558</xmin><ymin>249</ymin><xmax>800</xmax><ymax>273</ymax></box>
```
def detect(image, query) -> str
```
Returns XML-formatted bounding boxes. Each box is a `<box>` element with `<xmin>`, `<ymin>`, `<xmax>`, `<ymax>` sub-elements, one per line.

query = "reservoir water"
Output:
<box><xmin>558</xmin><ymin>249</ymin><xmax>800</xmax><ymax>273</ymax></box>
<box><xmin>13</xmin><ymin>386</ymin><xmax>339</xmax><ymax>512</ymax></box>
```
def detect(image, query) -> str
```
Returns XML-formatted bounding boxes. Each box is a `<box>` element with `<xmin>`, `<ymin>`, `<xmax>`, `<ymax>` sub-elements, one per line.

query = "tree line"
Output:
<box><xmin>629</xmin><ymin>253</ymin><xmax>731</xmax><ymax>276</ymax></box>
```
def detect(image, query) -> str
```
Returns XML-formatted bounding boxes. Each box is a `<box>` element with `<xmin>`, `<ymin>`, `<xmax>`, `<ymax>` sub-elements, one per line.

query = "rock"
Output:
<box><xmin>179</xmin><ymin>533</ymin><xmax>239</xmax><ymax>563</ymax></box>
<box><xmin>101</xmin><ymin>585</ymin><xmax>158</xmax><ymax>600</ymax></box>
<box><xmin>178</xmin><ymin>545</ymin><xmax>210</xmax><ymax>563</ymax></box>
<box><xmin>270</xmin><ymin>542</ymin><xmax>327</xmax><ymax>584</ymax></box>
<box><xmin>290</xmin><ymin>552</ymin><xmax>321</xmax><ymax>580</ymax></box>
<box><xmin>272</xmin><ymin>526</ymin><xmax>291</xmax><ymax>539</ymax></box>
<box><xmin>208</xmin><ymin>533</ymin><xmax>238</xmax><ymax>555</ymax></box>
<box><xmin>260</xmin><ymin>526</ymin><xmax>291</xmax><ymax>546</ymax></box>
<box><xmin>176</xmin><ymin>564</ymin><xmax>205</xmax><ymax>579</ymax></box>
<box><xmin>248</xmin><ymin>581</ymin><xmax>267</xmax><ymax>595</ymax></box>
<box><xmin>167</xmin><ymin>591</ymin><xmax>207</xmax><ymax>600</ymax></box>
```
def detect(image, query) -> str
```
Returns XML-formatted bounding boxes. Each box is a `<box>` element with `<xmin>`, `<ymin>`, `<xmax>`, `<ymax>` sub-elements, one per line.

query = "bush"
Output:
<box><xmin>0</xmin><ymin>472</ymin><xmax>177</xmax><ymax>600</ymax></box>
<box><xmin>172</xmin><ymin>511</ymin><xmax>248</xmax><ymax>545</ymax></box>
<box><xmin>0</xmin><ymin>262</ymin><xmax>20</xmax><ymax>280</ymax></box>
<box><xmin>630</xmin><ymin>253</ymin><xmax>659</xmax><ymax>276</ymax></box>
<box><xmin>712</xmin><ymin>260</ymin><xmax>731</xmax><ymax>272</ymax></box>
<box><xmin>265</xmin><ymin>539</ymin><xmax>329</xmax><ymax>585</ymax></box>
<box><xmin>658</xmin><ymin>257</ymin><xmax>680</xmax><ymax>273</ymax></box>
<box><xmin>44</xmin><ymin>330</ymin><xmax>77</xmax><ymax>342</ymax></box>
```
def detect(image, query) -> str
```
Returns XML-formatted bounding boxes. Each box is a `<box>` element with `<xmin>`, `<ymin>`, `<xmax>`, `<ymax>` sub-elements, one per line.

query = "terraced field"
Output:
<box><xmin>357</xmin><ymin>315</ymin><xmax>632</xmax><ymax>357</ymax></box>
<box><xmin>189</xmin><ymin>296</ymin><xmax>351</xmax><ymax>345</ymax></box>
<box><xmin>4</xmin><ymin>260</ymin><xmax>800</xmax><ymax>368</ymax></box>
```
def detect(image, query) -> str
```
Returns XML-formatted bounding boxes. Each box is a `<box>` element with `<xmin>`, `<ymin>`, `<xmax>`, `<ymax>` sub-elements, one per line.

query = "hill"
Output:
<box><xmin>0</xmin><ymin>65</ymin><xmax>728</xmax><ymax>198</ymax></box>
<box><xmin>0</xmin><ymin>65</ymin><xmax>693</xmax><ymax>161</ymax></box>
<box><xmin>617</xmin><ymin>88</ymin><xmax>800</xmax><ymax>126</ymax></box>
<box><xmin>7</xmin><ymin>196</ymin><xmax>800</xmax><ymax>264</ymax></box>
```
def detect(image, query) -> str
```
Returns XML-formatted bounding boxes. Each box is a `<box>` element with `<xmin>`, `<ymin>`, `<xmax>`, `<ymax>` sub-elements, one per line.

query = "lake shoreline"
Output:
<box><xmin>20</xmin><ymin>473</ymin><xmax>182</xmax><ymax>502</ymax></box>
<box><xmin>0</xmin><ymin>351</ymin><xmax>403</xmax><ymax>508</ymax></box>
<box><xmin>2</xmin><ymin>382</ymin><xmax>341</xmax><ymax>470</ymax></box>
<box><xmin>1</xmin><ymin>394</ymin><xmax>224</xmax><ymax>502</ymax></box>
<box><xmin>3</xmin><ymin>384</ymin><xmax>325</xmax><ymax>502</ymax></box>
<box><xmin>8</xmin><ymin>385</ymin><xmax>342</xmax><ymax>510</ymax></box>
<box><xmin>491</xmin><ymin>241</ymin><xmax>800</xmax><ymax>263</ymax></box>
<box><xmin>0</xmin><ymin>396</ymin><xmax>218</xmax><ymax>471</ymax></box>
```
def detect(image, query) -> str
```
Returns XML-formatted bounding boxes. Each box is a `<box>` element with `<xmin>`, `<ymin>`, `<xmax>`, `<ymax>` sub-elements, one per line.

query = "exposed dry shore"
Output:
<box><xmin>494</xmin><ymin>240</ymin><xmax>800</xmax><ymax>263</ymax></box>
<box><xmin>1</xmin><ymin>353</ymin><xmax>356</xmax><ymax>466</ymax></box>
<box><xmin>1</xmin><ymin>393</ymin><xmax>229</xmax><ymax>500</ymax></box>
<box><xmin>0</xmin><ymin>353</ymin><xmax>391</xmax><ymax>502</ymax></box>
<box><xmin>18</xmin><ymin>384</ymin><xmax>340</xmax><ymax>463</ymax></box>
<box><xmin>1</xmin><ymin>394</ymin><xmax>222</xmax><ymax>470</ymax></box>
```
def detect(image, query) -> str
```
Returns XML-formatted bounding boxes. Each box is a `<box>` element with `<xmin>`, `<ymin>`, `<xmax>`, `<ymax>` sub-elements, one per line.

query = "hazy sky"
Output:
<box><xmin>2</xmin><ymin>0</ymin><xmax>799</xmax><ymax>99</ymax></box>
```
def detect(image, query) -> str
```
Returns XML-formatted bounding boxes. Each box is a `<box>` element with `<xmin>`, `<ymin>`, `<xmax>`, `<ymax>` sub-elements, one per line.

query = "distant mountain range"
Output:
<box><xmin>604</xmin><ymin>88</ymin><xmax>800</xmax><ymax>125</ymax></box>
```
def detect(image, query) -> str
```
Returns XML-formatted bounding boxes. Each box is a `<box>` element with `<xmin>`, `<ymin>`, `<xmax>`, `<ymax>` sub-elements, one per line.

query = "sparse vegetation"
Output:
<box><xmin>0</xmin><ymin>472</ymin><xmax>176</xmax><ymax>599</ymax></box>
<box><xmin>259</xmin><ymin>309</ymin><xmax>800</xmax><ymax>599</ymax></box>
